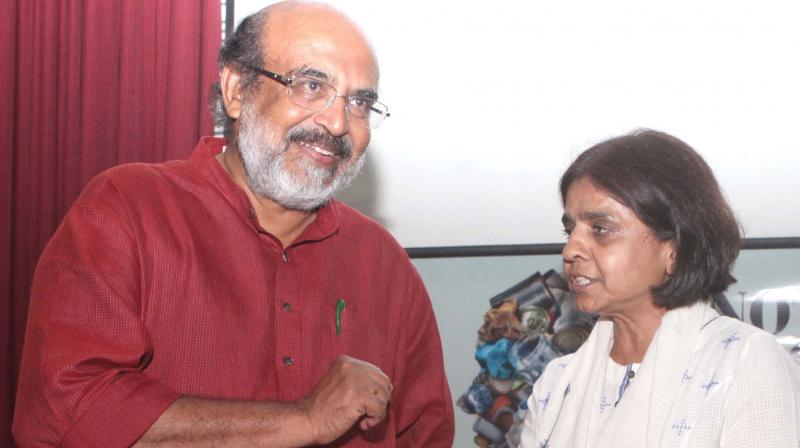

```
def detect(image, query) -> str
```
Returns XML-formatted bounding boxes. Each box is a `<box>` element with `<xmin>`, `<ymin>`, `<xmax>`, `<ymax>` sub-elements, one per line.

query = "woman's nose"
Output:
<box><xmin>562</xmin><ymin>229</ymin><xmax>588</xmax><ymax>263</ymax></box>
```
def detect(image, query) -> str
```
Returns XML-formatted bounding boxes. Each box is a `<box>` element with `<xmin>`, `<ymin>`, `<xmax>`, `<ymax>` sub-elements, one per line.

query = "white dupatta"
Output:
<box><xmin>519</xmin><ymin>301</ymin><xmax>799</xmax><ymax>448</ymax></box>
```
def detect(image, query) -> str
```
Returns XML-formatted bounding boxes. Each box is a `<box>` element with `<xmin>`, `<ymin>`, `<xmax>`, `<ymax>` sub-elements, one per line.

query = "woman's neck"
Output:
<box><xmin>609</xmin><ymin>306</ymin><xmax>667</xmax><ymax>365</ymax></box>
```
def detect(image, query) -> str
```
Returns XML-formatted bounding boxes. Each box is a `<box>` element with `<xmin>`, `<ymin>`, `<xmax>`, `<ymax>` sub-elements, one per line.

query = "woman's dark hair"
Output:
<box><xmin>560</xmin><ymin>129</ymin><xmax>741</xmax><ymax>309</ymax></box>
<box><xmin>210</xmin><ymin>9</ymin><xmax>271</xmax><ymax>137</ymax></box>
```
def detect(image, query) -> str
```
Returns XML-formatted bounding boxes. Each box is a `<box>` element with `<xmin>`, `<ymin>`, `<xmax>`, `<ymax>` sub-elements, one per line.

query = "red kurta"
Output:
<box><xmin>13</xmin><ymin>137</ymin><xmax>454</xmax><ymax>447</ymax></box>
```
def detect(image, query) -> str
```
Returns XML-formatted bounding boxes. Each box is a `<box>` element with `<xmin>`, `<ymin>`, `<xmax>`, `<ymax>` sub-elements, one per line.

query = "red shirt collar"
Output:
<box><xmin>190</xmin><ymin>137</ymin><xmax>339</xmax><ymax>246</ymax></box>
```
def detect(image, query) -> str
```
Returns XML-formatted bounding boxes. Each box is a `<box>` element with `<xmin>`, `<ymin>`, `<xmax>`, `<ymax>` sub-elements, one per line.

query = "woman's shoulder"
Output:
<box><xmin>535</xmin><ymin>352</ymin><xmax>578</xmax><ymax>386</ymax></box>
<box><xmin>700</xmin><ymin>315</ymin><xmax>778</xmax><ymax>348</ymax></box>
<box><xmin>696</xmin><ymin>315</ymin><xmax>796</xmax><ymax>377</ymax></box>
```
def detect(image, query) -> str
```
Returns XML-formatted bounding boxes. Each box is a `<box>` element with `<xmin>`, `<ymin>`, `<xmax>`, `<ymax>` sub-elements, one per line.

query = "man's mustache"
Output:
<box><xmin>287</xmin><ymin>127</ymin><xmax>353</xmax><ymax>159</ymax></box>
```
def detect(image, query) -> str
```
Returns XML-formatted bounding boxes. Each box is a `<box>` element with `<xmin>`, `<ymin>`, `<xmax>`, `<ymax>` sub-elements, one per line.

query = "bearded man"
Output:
<box><xmin>12</xmin><ymin>2</ymin><xmax>454</xmax><ymax>447</ymax></box>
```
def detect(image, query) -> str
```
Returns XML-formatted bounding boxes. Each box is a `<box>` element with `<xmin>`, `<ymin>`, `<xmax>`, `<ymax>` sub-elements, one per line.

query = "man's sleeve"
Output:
<box><xmin>12</xmin><ymin>175</ymin><xmax>181</xmax><ymax>447</ymax></box>
<box><xmin>391</xmin><ymin>267</ymin><xmax>455</xmax><ymax>447</ymax></box>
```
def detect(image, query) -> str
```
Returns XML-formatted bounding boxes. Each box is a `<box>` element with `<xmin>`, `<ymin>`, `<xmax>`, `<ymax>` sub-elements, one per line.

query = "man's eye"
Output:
<box><xmin>351</xmin><ymin>97</ymin><xmax>372</xmax><ymax>110</ymax></box>
<box><xmin>562</xmin><ymin>228</ymin><xmax>572</xmax><ymax>239</ymax></box>
<box><xmin>592</xmin><ymin>224</ymin><xmax>610</xmax><ymax>234</ymax></box>
<box><xmin>301</xmin><ymin>80</ymin><xmax>321</xmax><ymax>93</ymax></box>
<box><xmin>296</xmin><ymin>79</ymin><xmax>326</xmax><ymax>98</ymax></box>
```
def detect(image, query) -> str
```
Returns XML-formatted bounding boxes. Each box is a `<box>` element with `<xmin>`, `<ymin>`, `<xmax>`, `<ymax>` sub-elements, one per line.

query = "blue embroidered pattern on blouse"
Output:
<box><xmin>721</xmin><ymin>332</ymin><xmax>740</xmax><ymax>350</ymax></box>
<box><xmin>672</xmin><ymin>418</ymin><xmax>692</xmax><ymax>437</ymax></box>
<box><xmin>539</xmin><ymin>391</ymin><xmax>551</xmax><ymax>411</ymax></box>
<box><xmin>599</xmin><ymin>395</ymin><xmax>612</xmax><ymax>413</ymax></box>
<box><xmin>701</xmin><ymin>375</ymin><xmax>719</xmax><ymax>397</ymax></box>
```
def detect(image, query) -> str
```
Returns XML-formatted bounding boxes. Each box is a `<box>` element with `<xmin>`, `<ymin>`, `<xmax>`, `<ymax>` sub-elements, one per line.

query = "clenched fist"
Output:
<box><xmin>299</xmin><ymin>355</ymin><xmax>393</xmax><ymax>444</ymax></box>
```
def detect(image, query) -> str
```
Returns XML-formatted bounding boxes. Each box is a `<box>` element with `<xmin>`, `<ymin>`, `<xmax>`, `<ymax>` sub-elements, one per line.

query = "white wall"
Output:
<box><xmin>233</xmin><ymin>0</ymin><xmax>800</xmax><ymax>247</ymax></box>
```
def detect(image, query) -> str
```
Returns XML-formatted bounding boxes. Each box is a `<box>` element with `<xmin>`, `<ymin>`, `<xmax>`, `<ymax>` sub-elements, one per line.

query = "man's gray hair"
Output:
<box><xmin>210</xmin><ymin>9</ymin><xmax>270</xmax><ymax>138</ymax></box>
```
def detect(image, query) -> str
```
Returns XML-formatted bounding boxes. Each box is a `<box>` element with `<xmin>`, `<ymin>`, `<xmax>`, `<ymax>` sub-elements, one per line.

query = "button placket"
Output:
<box><xmin>273</xmin><ymin>246</ymin><xmax>303</xmax><ymax>397</ymax></box>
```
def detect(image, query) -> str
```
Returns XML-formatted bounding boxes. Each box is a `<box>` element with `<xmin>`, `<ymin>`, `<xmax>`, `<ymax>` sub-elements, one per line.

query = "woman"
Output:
<box><xmin>520</xmin><ymin>130</ymin><xmax>800</xmax><ymax>447</ymax></box>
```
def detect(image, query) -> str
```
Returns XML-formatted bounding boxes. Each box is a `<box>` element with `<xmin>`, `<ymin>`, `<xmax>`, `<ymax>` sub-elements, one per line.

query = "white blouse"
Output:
<box><xmin>520</xmin><ymin>302</ymin><xmax>800</xmax><ymax>448</ymax></box>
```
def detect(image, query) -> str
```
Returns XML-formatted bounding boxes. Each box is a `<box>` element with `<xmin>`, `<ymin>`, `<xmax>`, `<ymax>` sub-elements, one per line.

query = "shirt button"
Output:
<box><xmin>282</xmin><ymin>251</ymin><xmax>289</xmax><ymax>262</ymax></box>
<box><xmin>282</xmin><ymin>302</ymin><xmax>291</xmax><ymax>311</ymax></box>
<box><xmin>283</xmin><ymin>356</ymin><xmax>294</xmax><ymax>366</ymax></box>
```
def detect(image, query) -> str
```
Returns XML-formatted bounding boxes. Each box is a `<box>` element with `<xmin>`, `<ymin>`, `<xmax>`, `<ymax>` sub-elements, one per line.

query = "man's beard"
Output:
<box><xmin>235</xmin><ymin>102</ymin><xmax>365</xmax><ymax>211</ymax></box>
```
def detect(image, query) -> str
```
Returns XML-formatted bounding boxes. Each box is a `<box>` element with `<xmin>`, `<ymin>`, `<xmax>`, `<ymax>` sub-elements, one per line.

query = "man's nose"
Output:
<box><xmin>313</xmin><ymin>95</ymin><xmax>349</xmax><ymax>137</ymax></box>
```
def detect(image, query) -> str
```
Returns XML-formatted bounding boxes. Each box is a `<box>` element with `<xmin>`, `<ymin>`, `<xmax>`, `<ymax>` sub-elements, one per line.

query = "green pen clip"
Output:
<box><xmin>335</xmin><ymin>298</ymin><xmax>346</xmax><ymax>336</ymax></box>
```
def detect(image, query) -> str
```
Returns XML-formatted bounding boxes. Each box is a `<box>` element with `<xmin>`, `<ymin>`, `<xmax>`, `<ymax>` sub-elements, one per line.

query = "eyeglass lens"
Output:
<box><xmin>287</xmin><ymin>75</ymin><xmax>388</xmax><ymax>128</ymax></box>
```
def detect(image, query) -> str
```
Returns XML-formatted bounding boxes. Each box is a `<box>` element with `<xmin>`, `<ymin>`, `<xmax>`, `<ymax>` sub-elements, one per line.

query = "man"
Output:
<box><xmin>12</xmin><ymin>2</ymin><xmax>454</xmax><ymax>446</ymax></box>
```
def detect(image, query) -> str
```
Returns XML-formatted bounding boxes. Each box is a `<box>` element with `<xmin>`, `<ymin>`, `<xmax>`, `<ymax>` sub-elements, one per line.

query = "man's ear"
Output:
<box><xmin>220</xmin><ymin>66</ymin><xmax>244</xmax><ymax>120</ymax></box>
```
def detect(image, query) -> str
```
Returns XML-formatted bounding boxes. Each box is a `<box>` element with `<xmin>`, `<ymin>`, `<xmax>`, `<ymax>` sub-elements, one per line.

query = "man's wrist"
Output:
<box><xmin>274</xmin><ymin>398</ymin><xmax>318</xmax><ymax>446</ymax></box>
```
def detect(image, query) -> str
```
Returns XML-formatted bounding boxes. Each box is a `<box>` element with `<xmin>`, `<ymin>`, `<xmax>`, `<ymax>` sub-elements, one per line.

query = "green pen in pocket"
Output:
<box><xmin>335</xmin><ymin>298</ymin><xmax>346</xmax><ymax>336</ymax></box>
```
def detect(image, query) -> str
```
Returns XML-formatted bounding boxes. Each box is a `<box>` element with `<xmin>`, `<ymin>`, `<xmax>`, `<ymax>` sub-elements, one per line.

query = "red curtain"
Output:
<box><xmin>1</xmin><ymin>1</ymin><xmax>221</xmax><ymax>444</ymax></box>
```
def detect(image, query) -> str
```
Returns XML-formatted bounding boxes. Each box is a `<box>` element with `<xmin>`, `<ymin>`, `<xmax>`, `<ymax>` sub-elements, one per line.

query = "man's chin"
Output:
<box><xmin>258</xmin><ymin>175</ymin><xmax>337</xmax><ymax>211</ymax></box>
<box><xmin>274</xmin><ymin>192</ymin><xmax>334</xmax><ymax>212</ymax></box>
<box><xmin>292</xmin><ymin>156</ymin><xmax>340</xmax><ymax>178</ymax></box>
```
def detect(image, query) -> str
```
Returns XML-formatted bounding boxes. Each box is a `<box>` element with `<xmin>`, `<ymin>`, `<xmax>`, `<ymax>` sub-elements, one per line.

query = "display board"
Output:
<box><xmin>233</xmin><ymin>0</ymin><xmax>800</xmax><ymax>248</ymax></box>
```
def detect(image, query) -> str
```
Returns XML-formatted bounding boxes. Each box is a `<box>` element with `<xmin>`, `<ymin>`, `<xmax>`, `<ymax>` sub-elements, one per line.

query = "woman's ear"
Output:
<box><xmin>664</xmin><ymin>241</ymin><xmax>677</xmax><ymax>277</ymax></box>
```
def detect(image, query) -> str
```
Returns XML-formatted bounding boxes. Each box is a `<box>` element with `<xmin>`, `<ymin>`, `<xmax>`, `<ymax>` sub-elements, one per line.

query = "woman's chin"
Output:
<box><xmin>574</xmin><ymin>295</ymin><xmax>598</xmax><ymax>314</ymax></box>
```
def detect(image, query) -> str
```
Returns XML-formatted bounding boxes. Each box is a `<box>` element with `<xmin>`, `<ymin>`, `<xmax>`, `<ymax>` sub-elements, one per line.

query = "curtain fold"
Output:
<box><xmin>2</xmin><ymin>1</ymin><xmax>221</xmax><ymax>445</ymax></box>
<box><xmin>1</xmin><ymin>0</ymin><xmax>19</xmax><ymax>444</ymax></box>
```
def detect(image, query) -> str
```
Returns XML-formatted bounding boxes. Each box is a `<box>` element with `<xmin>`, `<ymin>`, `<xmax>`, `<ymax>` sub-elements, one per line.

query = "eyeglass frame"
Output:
<box><xmin>241</xmin><ymin>64</ymin><xmax>390</xmax><ymax>129</ymax></box>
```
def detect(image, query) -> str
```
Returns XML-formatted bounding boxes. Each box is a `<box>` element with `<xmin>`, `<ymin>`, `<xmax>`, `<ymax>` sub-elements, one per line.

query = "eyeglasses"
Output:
<box><xmin>244</xmin><ymin>65</ymin><xmax>390</xmax><ymax>129</ymax></box>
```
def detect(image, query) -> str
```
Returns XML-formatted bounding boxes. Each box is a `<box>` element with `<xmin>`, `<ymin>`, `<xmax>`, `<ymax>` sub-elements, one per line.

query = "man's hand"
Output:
<box><xmin>133</xmin><ymin>355</ymin><xmax>392</xmax><ymax>447</ymax></box>
<box><xmin>300</xmin><ymin>355</ymin><xmax>393</xmax><ymax>444</ymax></box>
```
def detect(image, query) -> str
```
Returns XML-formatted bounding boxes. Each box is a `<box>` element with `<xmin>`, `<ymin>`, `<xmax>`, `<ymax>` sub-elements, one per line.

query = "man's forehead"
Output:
<box><xmin>261</xmin><ymin>4</ymin><xmax>379</xmax><ymax>79</ymax></box>
<box><xmin>265</xmin><ymin>5</ymin><xmax>373</xmax><ymax>49</ymax></box>
<box><xmin>265</xmin><ymin>39</ymin><xmax>379</xmax><ymax>92</ymax></box>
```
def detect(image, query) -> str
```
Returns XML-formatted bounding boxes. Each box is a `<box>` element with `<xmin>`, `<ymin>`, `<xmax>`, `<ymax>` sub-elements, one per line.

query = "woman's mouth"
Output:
<box><xmin>570</xmin><ymin>274</ymin><xmax>595</xmax><ymax>291</ymax></box>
